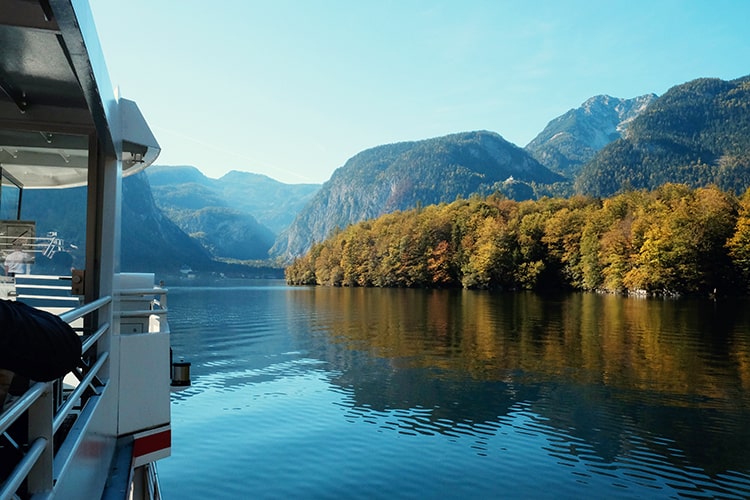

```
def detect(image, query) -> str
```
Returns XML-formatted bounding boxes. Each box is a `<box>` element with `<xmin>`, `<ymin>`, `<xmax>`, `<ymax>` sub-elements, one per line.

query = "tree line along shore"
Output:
<box><xmin>285</xmin><ymin>184</ymin><xmax>750</xmax><ymax>296</ymax></box>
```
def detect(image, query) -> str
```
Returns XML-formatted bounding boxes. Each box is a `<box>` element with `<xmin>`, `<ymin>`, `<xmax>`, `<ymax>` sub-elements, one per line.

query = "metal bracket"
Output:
<box><xmin>71</xmin><ymin>268</ymin><xmax>85</xmax><ymax>296</ymax></box>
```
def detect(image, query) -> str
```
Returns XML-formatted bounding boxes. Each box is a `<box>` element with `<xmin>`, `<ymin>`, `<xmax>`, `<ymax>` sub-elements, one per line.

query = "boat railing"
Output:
<box><xmin>0</xmin><ymin>296</ymin><xmax>111</xmax><ymax>499</ymax></box>
<box><xmin>144</xmin><ymin>461</ymin><xmax>163</xmax><ymax>500</ymax></box>
<box><xmin>117</xmin><ymin>282</ymin><xmax>168</xmax><ymax>334</ymax></box>
<box><xmin>10</xmin><ymin>274</ymin><xmax>81</xmax><ymax>311</ymax></box>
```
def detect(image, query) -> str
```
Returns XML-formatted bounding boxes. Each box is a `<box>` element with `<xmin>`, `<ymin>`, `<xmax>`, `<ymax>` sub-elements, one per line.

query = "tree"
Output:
<box><xmin>727</xmin><ymin>188</ymin><xmax>750</xmax><ymax>288</ymax></box>
<box><xmin>285</xmin><ymin>184</ymin><xmax>745</xmax><ymax>296</ymax></box>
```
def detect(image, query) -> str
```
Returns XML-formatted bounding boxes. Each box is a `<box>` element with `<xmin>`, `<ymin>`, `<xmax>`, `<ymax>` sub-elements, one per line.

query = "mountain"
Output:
<box><xmin>576</xmin><ymin>76</ymin><xmax>750</xmax><ymax>197</ymax></box>
<box><xmin>525</xmin><ymin>94</ymin><xmax>656</xmax><ymax>177</ymax></box>
<box><xmin>163</xmin><ymin>206</ymin><xmax>275</xmax><ymax>261</ymax></box>
<box><xmin>216</xmin><ymin>170</ymin><xmax>321</xmax><ymax>233</ymax></box>
<box><xmin>120</xmin><ymin>173</ymin><xmax>214</xmax><ymax>271</ymax></box>
<box><xmin>20</xmin><ymin>172</ymin><xmax>212</xmax><ymax>275</ymax></box>
<box><xmin>146</xmin><ymin>166</ymin><xmax>319</xmax><ymax>261</ymax></box>
<box><xmin>147</xmin><ymin>166</ymin><xmax>320</xmax><ymax>234</ymax></box>
<box><xmin>23</xmin><ymin>76</ymin><xmax>750</xmax><ymax>275</ymax></box>
<box><xmin>271</xmin><ymin>131</ymin><xmax>565</xmax><ymax>260</ymax></box>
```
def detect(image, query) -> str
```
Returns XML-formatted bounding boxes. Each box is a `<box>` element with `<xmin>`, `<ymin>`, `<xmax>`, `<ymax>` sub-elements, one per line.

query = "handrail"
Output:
<box><xmin>14</xmin><ymin>284</ymin><xmax>73</xmax><ymax>291</ymax></box>
<box><xmin>0</xmin><ymin>437</ymin><xmax>48</xmax><ymax>500</ymax></box>
<box><xmin>117</xmin><ymin>287</ymin><xmax>167</xmax><ymax>296</ymax></box>
<box><xmin>0</xmin><ymin>381</ymin><xmax>47</xmax><ymax>435</ymax></box>
<box><xmin>1</xmin><ymin>296</ymin><xmax>112</xmax><ymax>499</ymax></box>
<box><xmin>119</xmin><ymin>309</ymin><xmax>168</xmax><ymax>317</ymax></box>
<box><xmin>59</xmin><ymin>295</ymin><xmax>111</xmax><ymax>324</ymax></box>
<box><xmin>53</xmin><ymin>352</ymin><xmax>108</xmax><ymax>433</ymax></box>
<box><xmin>11</xmin><ymin>274</ymin><xmax>72</xmax><ymax>281</ymax></box>
<box><xmin>51</xmin><ymin>384</ymin><xmax>107</xmax><ymax>487</ymax></box>
<box><xmin>11</xmin><ymin>294</ymin><xmax>79</xmax><ymax>302</ymax></box>
<box><xmin>12</xmin><ymin>274</ymin><xmax>79</xmax><ymax>305</ymax></box>
<box><xmin>145</xmin><ymin>463</ymin><xmax>163</xmax><ymax>500</ymax></box>
<box><xmin>1</xmin><ymin>276</ymin><xmax>168</xmax><ymax>499</ymax></box>
<box><xmin>82</xmin><ymin>322</ymin><xmax>109</xmax><ymax>353</ymax></box>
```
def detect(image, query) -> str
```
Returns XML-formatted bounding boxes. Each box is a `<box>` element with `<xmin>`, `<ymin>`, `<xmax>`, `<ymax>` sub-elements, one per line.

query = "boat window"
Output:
<box><xmin>0</xmin><ymin>128</ymin><xmax>89</xmax><ymax>277</ymax></box>
<box><xmin>0</xmin><ymin>168</ymin><xmax>22</xmax><ymax>220</ymax></box>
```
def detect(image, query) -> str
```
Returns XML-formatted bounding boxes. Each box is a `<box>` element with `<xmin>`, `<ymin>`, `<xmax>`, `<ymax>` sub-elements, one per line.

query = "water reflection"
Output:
<box><xmin>291</xmin><ymin>288</ymin><xmax>750</xmax><ymax>485</ymax></box>
<box><xmin>164</xmin><ymin>284</ymin><xmax>750</xmax><ymax>498</ymax></box>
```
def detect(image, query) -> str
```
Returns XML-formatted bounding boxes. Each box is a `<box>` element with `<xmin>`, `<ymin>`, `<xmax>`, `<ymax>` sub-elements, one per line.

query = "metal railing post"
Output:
<box><xmin>26</xmin><ymin>382</ymin><xmax>54</xmax><ymax>495</ymax></box>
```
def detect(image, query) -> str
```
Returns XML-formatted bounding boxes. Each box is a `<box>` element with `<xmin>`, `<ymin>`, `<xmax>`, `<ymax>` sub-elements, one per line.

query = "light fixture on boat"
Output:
<box><xmin>171</xmin><ymin>350</ymin><xmax>192</xmax><ymax>388</ymax></box>
<box><xmin>124</xmin><ymin>151</ymin><xmax>144</xmax><ymax>164</ymax></box>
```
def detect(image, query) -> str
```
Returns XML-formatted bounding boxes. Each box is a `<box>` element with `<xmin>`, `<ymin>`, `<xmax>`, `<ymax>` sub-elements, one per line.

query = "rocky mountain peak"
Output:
<box><xmin>525</xmin><ymin>93</ymin><xmax>657</xmax><ymax>175</ymax></box>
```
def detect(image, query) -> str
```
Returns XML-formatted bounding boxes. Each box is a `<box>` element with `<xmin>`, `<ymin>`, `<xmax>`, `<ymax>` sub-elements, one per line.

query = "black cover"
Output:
<box><xmin>0</xmin><ymin>299</ymin><xmax>82</xmax><ymax>381</ymax></box>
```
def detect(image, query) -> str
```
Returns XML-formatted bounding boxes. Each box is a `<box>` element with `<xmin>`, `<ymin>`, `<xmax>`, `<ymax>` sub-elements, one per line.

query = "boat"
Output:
<box><xmin>1</xmin><ymin>1</ymin><xmax>171</xmax><ymax>498</ymax></box>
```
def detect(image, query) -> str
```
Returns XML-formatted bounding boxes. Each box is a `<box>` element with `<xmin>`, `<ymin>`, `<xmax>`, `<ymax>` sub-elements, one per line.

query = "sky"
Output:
<box><xmin>88</xmin><ymin>0</ymin><xmax>750</xmax><ymax>185</ymax></box>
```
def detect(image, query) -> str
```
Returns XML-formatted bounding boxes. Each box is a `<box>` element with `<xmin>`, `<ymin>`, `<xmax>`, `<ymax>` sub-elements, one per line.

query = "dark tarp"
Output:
<box><xmin>0</xmin><ymin>299</ymin><xmax>82</xmax><ymax>381</ymax></box>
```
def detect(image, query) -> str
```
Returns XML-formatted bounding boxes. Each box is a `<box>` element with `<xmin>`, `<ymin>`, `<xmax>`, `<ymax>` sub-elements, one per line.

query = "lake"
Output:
<box><xmin>158</xmin><ymin>281</ymin><xmax>750</xmax><ymax>499</ymax></box>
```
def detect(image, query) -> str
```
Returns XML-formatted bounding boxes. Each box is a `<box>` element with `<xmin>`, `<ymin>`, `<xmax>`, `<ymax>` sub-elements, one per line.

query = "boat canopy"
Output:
<box><xmin>0</xmin><ymin>0</ymin><xmax>160</xmax><ymax>189</ymax></box>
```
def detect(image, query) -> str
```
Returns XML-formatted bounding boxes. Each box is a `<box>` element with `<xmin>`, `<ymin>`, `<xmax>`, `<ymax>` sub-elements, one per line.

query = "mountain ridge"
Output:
<box><xmin>576</xmin><ymin>76</ymin><xmax>750</xmax><ymax>196</ymax></box>
<box><xmin>525</xmin><ymin>93</ymin><xmax>656</xmax><ymax>176</ymax></box>
<box><xmin>271</xmin><ymin>130</ymin><xmax>565</xmax><ymax>260</ymax></box>
<box><xmin>146</xmin><ymin>165</ymin><xmax>320</xmax><ymax>261</ymax></box>
<box><xmin>20</xmin><ymin>74</ymin><xmax>750</xmax><ymax>274</ymax></box>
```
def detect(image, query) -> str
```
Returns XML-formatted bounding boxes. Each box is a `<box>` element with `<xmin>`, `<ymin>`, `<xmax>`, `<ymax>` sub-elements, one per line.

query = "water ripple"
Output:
<box><xmin>161</xmin><ymin>286</ymin><xmax>750</xmax><ymax>500</ymax></box>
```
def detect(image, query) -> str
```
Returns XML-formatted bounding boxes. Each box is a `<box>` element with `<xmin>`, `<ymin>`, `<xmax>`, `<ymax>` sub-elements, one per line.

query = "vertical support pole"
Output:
<box><xmin>83</xmin><ymin>124</ymin><xmax>123</xmax><ymax>443</ymax></box>
<box><xmin>85</xmin><ymin>133</ymin><xmax>102</xmax><ymax>306</ymax></box>
<box><xmin>160</xmin><ymin>286</ymin><xmax>167</xmax><ymax>333</ymax></box>
<box><xmin>84</xmin><ymin>131</ymin><xmax>121</xmax><ymax>312</ymax></box>
<box><xmin>26</xmin><ymin>383</ymin><xmax>54</xmax><ymax>495</ymax></box>
<box><xmin>84</xmin><ymin>132</ymin><xmax>120</xmax><ymax>347</ymax></box>
<box><xmin>131</xmin><ymin>466</ymin><xmax>146</xmax><ymax>500</ymax></box>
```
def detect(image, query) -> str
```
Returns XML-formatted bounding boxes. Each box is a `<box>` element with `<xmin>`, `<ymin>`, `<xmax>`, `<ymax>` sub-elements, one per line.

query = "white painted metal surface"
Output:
<box><xmin>0</xmin><ymin>1</ymin><xmax>170</xmax><ymax>498</ymax></box>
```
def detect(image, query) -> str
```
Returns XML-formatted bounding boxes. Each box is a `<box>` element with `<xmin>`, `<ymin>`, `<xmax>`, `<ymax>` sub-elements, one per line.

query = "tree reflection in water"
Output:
<box><xmin>294</xmin><ymin>288</ymin><xmax>750</xmax><ymax>478</ymax></box>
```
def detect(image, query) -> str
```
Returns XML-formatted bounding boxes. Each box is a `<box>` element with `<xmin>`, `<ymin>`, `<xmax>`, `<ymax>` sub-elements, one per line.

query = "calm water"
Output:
<box><xmin>159</xmin><ymin>281</ymin><xmax>750</xmax><ymax>499</ymax></box>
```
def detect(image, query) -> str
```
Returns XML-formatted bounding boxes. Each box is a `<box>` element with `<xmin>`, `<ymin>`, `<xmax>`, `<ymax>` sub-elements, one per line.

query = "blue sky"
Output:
<box><xmin>89</xmin><ymin>1</ymin><xmax>750</xmax><ymax>184</ymax></box>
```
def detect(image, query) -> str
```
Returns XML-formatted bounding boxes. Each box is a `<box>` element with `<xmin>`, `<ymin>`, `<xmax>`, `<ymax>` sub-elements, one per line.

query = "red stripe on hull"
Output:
<box><xmin>133</xmin><ymin>429</ymin><xmax>171</xmax><ymax>458</ymax></box>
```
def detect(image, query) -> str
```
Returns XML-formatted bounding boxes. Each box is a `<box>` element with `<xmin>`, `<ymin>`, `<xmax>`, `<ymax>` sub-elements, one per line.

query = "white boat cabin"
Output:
<box><xmin>1</xmin><ymin>1</ymin><xmax>171</xmax><ymax>498</ymax></box>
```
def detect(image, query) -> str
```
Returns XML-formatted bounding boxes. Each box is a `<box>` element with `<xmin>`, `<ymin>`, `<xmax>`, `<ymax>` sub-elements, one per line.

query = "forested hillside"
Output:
<box><xmin>272</xmin><ymin>131</ymin><xmax>565</xmax><ymax>260</ymax></box>
<box><xmin>286</xmin><ymin>184</ymin><xmax>750</xmax><ymax>296</ymax></box>
<box><xmin>576</xmin><ymin>76</ymin><xmax>750</xmax><ymax>196</ymax></box>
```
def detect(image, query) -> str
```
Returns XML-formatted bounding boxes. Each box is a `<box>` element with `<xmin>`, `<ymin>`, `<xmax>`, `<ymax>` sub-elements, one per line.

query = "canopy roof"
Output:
<box><xmin>0</xmin><ymin>0</ymin><xmax>159</xmax><ymax>188</ymax></box>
